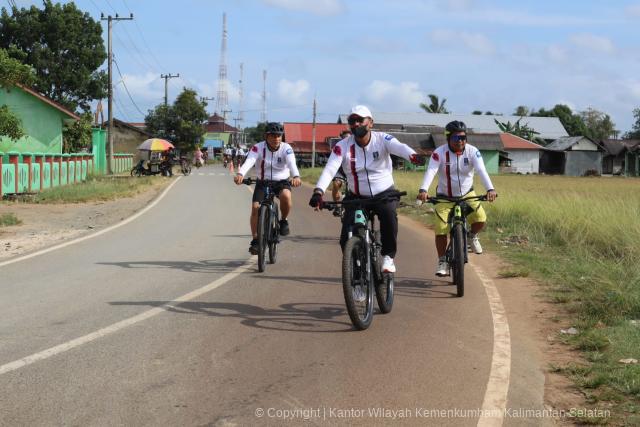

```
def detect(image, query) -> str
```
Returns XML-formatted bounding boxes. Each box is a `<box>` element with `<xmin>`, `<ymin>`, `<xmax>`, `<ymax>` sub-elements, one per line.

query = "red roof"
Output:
<box><xmin>206</xmin><ymin>113</ymin><xmax>238</xmax><ymax>132</ymax></box>
<box><xmin>284</xmin><ymin>123</ymin><xmax>349</xmax><ymax>143</ymax></box>
<box><xmin>500</xmin><ymin>133</ymin><xmax>543</xmax><ymax>150</ymax></box>
<box><xmin>290</xmin><ymin>140</ymin><xmax>331</xmax><ymax>154</ymax></box>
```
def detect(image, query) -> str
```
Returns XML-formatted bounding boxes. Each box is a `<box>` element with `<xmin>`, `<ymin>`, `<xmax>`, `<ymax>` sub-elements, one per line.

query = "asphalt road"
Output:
<box><xmin>0</xmin><ymin>164</ymin><xmax>549</xmax><ymax>426</ymax></box>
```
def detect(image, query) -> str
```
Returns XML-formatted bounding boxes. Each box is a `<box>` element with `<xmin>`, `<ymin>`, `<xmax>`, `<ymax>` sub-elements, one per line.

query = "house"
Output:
<box><xmin>0</xmin><ymin>83</ymin><xmax>79</xmax><ymax>154</ymax></box>
<box><xmin>283</xmin><ymin>123</ymin><xmax>350</xmax><ymax>166</ymax></box>
<box><xmin>111</xmin><ymin>119</ymin><xmax>152</xmax><ymax>160</ymax></box>
<box><xmin>598</xmin><ymin>139</ymin><xmax>640</xmax><ymax>176</ymax></box>
<box><xmin>337</xmin><ymin>112</ymin><xmax>569</xmax><ymax>141</ymax></box>
<box><xmin>500</xmin><ymin>133</ymin><xmax>543</xmax><ymax>174</ymax></box>
<box><xmin>540</xmin><ymin>136</ymin><xmax>603</xmax><ymax>176</ymax></box>
<box><xmin>623</xmin><ymin>140</ymin><xmax>640</xmax><ymax>177</ymax></box>
<box><xmin>205</xmin><ymin>113</ymin><xmax>238</xmax><ymax>133</ymax></box>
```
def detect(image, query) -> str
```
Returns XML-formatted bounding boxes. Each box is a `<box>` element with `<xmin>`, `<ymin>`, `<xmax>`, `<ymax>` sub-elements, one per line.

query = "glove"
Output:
<box><xmin>409</xmin><ymin>154</ymin><xmax>421</xmax><ymax>165</ymax></box>
<box><xmin>309</xmin><ymin>192</ymin><xmax>323</xmax><ymax>208</ymax></box>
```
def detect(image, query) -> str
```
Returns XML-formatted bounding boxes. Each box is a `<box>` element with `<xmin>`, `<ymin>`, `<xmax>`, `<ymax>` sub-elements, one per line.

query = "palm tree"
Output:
<box><xmin>420</xmin><ymin>94</ymin><xmax>449</xmax><ymax>114</ymax></box>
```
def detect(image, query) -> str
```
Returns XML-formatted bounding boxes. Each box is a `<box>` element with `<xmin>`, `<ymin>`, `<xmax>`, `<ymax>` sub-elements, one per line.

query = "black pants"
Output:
<box><xmin>339</xmin><ymin>187</ymin><xmax>399</xmax><ymax>258</ymax></box>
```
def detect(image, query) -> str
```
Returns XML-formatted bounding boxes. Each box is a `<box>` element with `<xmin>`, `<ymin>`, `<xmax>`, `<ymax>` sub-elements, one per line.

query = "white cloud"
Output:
<box><xmin>546</xmin><ymin>44</ymin><xmax>568</xmax><ymax>63</ymax></box>
<box><xmin>362</xmin><ymin>80</ymin><xmax>426</xmax><ymax>111</ymax></box>
<box><xmin>430</xmin><ymin>29</ymin><xmax>495</xmax><ymax>56</ymax></box>
<box><xmin>261</xmin><ymin>0</ymin><xmax>345</xmax><ymax>16</ymax></box>
<box><xmin>569</xmin><ymin>33</ymin><xmax>615</xmax><ymax>54</ymax></box>
<box><xmin>626</xmin><ymin>4</ymin><xmax>640</xmax><ymax>17</ymax></box>
<box><xmin>277</xmin><ymin>78</ymin><xmax>311</xmax><ymax>105</ymax></box>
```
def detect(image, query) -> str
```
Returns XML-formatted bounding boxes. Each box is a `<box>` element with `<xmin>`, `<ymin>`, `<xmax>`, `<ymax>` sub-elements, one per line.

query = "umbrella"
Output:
<box><xmin>138</xmin><ymin>138</ymin><xmax>175</xmax><ymax>151</ymax></box>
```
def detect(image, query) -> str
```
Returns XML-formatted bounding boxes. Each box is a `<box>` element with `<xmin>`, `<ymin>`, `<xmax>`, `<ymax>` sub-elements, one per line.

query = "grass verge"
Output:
<box><xmin>301</xmin><ymin>168</ymin><xmax>640</xmax><ymax>424</ymax></box>
<box><xmin>0</xmin><ymin>212</ymin><xmax>22</xmax><ymax>227</ymax></box>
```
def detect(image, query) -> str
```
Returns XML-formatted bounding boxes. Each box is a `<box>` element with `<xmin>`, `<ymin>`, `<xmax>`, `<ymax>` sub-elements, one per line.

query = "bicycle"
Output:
<box><xmin>243</xmin><ymin>178</ymin><xmax>287</xmax><ymax>272</ymax></box>
<box><xmin>425</xmin><ymin>194</ymin><xmax>488</xmax><ymax>297</ymax></box>
<box><xmin>180</xmin><ymin>158</ymin><xmax>192</xmax><ymax>176</ymax></box>
<box><xmin>322</xmin><ymin>190</ymin><xmax>406</xmax><ymax>330</ymax></box>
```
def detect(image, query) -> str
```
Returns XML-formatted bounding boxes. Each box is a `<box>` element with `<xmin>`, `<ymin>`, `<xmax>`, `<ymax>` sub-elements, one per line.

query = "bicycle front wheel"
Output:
<box><xmin>342</xmin><ymin>236</ymin><xmax>374</xmax><ymax>330</ymax></box>
<box><xmin>257</xmin><ymin>204</ymin><xmax>269</xmax><ymax>272</ymax></box>
<box><xmin>451</xmin><ymin>223</ymin><xmax>466</xmax><ymax>297</ymax></box>
<box><xmin>268</xmin><ymin>205</ymin><xmax>279</xmax><ymax>264</ymax></box>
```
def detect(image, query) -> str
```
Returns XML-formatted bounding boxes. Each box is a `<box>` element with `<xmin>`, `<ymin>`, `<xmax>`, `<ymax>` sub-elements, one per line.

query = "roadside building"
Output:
<box><xmin>598</xmin><ymin>139</ymin><xmax>640</xmax><ymax>176</ymax></box>
<box><xmin>500</xmin><ymin>133</ymin><xmax>543</xmax><ymax>174</ymax></box>
<box><xmin>283</xmin><ymin>123</ymin><xmax>349</xmax><ymax>167</ymax></box>
<box><xmin>540</xmin><ymin>136</ymin><xmax>603</xmax><ymax>176</ymax></box>
<box><xmin>112</xmin><ymin>119</ymin><xmax>152</xmax><ymax>160</ymax></box>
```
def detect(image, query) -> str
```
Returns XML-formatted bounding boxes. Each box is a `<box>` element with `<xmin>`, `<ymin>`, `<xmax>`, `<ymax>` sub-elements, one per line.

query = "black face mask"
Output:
<box><xmin>352</xmin><ymin>125</ymin><xmax>368</xmax><ymax>139</ymax></box>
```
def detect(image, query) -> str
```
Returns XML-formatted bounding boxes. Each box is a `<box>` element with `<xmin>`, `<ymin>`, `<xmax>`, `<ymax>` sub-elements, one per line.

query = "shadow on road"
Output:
<box><xmin>97</xmin><ymin>258</ymin><xmax>247</xmax><ymax>274</ymax></box>
<box><xmin>210</xmin><ymin>234</ymin><xmax>339</xmax><ymax>245</ymax></box>
<box><xmin>395</xmin><ymin>276</ymin><xmax>458</xmax><ymax>298</ymax></box>
<box><xmin>109</xmin><ymin>300</ymin><xmax>354</xmax><ymax>333</ymax></box>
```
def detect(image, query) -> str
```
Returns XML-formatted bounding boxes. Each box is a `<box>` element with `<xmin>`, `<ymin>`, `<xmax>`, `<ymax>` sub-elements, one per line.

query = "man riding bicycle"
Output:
<box><xmin>309</xmin><ymin>105</ymin><xmax>420</xmax><ymax>273</ymax></box>
<box><xmin>330</xmin><ymin>130</ymin><xmax>352</xmax><ymax>217</ymax></box>
<box><xmin>234</xmin><ymin>122</ymin><xmax>302</xmax><ymax>255</ymax></box>
<box><xmin>416</xmin><ymin>120</ymin><xmax>497</xmax><ymax>276</ymax></box>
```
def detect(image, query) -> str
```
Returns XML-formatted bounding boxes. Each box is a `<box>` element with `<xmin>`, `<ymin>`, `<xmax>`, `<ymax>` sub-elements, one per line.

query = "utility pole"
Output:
<box><xmin>222</xmin><ymin>108</ymin><xmax>233</xmax><ymax>145</ymax></box>
<box><xmin>311</xmin><ymin>97</ymin><xmax>317</xmax><ymax>168</ymax></box>
<box><xmin>161</xmin><ymin>73</ymin><xmax>180</xmax><ymax>107</ymax></box>
<box><xmin>101</xmin><ymin>12</ymin><xmax>133</xmax><ymax>175</ymax></box>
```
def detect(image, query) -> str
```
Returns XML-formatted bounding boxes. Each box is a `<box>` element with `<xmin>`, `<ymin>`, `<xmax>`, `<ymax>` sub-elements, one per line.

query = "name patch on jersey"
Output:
<box><xmin>432</xmin><ymin>152</ymin><xmax>440</xmax><ymax>162</ymax></box>
<box><xmin>464</xmin><ymin>158</ymin><xmax>469</xmax><ymax>165</ymax></box>
<box><xmin>476</xmin><ymin>151</ymin><xmax>482</xmax><ymax>158</ymax></box>
<box><xmin>384</xmin><ymin>134</ymin><xmax>393</xmax><ymax>141</ymax></box>
<box><xmin>373</xmin><ymin>151</ymin><xmax>379</xmax><ymax>160</ymax></box>
<box><xmin>286</xmin><ymin>148</ymin><xmax>293</xmax><ymax>155</ymax></box>
<box><xmin>333</xmin><ymin>145</ymin><xmax>342</xmax><ymax>156</ymax></box>
<box><xmin>277</xmin><ymin>157</ymin><xmax>283</xmax><ymax>163</ymax></box>
<box><xmin>251</xmin><ymin>145</ymin><xmax>258</xmax><ymax>152</ymax></box>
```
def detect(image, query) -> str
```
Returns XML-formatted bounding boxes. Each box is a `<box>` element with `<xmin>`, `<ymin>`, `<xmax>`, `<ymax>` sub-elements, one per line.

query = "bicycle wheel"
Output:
<box><xmin>342</xmin><ymin>235</ymin><xmax>374</xmax><ymax>330</ymax></box>
<box><xmin>257</xmin><ymin>204</ymin><xmax>269</xmax><ymax>272</ymax></box>
<box><xmin>451</xmin><ymin>223</ymin><xmax>466</xmax><ymax>297</ymax></box>
<box><xmin>372</xmin><ymin>230</ymin><xmax>394</xmax><ymax>313</ymax></box>
<box><xmin>268</xmin><ymin>204</ymin><xmax>279</xmax><ymax>264</ymax></box>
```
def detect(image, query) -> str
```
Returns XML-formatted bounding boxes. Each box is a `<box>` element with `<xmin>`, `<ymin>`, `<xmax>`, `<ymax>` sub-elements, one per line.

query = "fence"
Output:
<box><xmin>0</xmin><ymin>151</ymin><xmax>133</xmax><ymax>198</ymax></box>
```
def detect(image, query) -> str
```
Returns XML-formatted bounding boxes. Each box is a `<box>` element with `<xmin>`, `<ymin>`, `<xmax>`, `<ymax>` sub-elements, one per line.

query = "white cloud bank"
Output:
<box><xmin>261</xmin><ymin>0</ymin><xmax>345</xmax><ymax>16</ymax></box>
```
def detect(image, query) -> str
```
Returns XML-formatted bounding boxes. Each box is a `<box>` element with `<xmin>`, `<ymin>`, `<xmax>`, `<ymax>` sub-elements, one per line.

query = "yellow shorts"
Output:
<box><xmin>434</xmin><ymin>191</ymin><xmax>487</xmax><ymax>235</ymax></box>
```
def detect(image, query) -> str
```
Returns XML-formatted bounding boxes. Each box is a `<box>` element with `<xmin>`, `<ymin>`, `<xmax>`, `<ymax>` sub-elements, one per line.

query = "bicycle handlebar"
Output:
<box><xmin>321</xmin><ymin>191</ymin><xmax>407</xmax><ymax>210</ymax></box>
<box><xmin>242</xmin><ymin>177</ymin><xmax>292</xmax><ymax>186</ymax></box>
<box><xmin>425</xmin><ymin>194</ymin><xmax>491</xmax><ymax>205</ymax></box>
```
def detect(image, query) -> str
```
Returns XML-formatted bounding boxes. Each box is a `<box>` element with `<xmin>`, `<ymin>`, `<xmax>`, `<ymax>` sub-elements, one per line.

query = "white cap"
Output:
<box><xmin>349</xmin><ymin>105</ymin><xmax>373</xmax><ymax>119</ymax></box>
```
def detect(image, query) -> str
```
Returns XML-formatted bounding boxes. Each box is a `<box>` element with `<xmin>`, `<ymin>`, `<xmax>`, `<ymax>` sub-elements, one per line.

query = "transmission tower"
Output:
<box><xmin>236</xmin><ymin>63</ymin><xmax>244</xmax><ymax>128</ymax></box>
<box><xmin>215</xmin><ymin>12</ymin><xmax>229</xmax><ymax>115</ymax></box>
<box><xmin>260</xmin><ymin>69</ymin><xmax>267</xmax><ymax>123</ymax></box>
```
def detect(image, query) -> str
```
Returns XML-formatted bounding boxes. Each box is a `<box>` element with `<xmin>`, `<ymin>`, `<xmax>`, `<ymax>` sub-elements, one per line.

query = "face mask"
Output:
<box><xmin>352</xmin><ymin>125</ymin><xmax>368</xmax><ymax>138</ymax></box>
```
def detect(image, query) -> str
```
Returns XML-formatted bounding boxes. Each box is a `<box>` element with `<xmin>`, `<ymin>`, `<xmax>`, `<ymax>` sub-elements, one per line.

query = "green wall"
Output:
<box><xmin>0</xmin><ymin>86</ymin><xmax>67</xmax><ymax>154</ymax></box>
<box><xmin>480</xmin><ymin>150</ymin><xmax>499</xmax><ymax>174</ymax></box>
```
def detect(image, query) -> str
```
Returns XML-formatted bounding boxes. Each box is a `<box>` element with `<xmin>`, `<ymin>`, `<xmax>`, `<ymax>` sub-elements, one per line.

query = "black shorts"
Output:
<box><xmin>252</xmin><ymin>180</ymin><xmax>292</xmax><ymax>203</ymax></box>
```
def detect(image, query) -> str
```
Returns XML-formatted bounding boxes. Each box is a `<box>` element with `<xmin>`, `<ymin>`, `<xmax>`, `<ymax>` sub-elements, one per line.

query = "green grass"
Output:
<box><xmin>29</xmin><ymin>174</ymin><xmax>164</xmax><ymax>203</ymax></box>
<box><xmin>301</xmin><ymin>167</ymin><xmax>640</xmax><ymax>421</ymax></box>
<box><xmin>0</xmin><ymin>212</ymin><xmax>22</xmax><ymax>227</ymax></box>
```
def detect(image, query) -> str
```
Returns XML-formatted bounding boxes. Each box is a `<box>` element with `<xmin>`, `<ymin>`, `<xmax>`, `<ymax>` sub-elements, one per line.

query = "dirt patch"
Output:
<box><xmin>0</xmin><ymin>180</ymin><xmax>170</xmax><ymax>261</ymax></box>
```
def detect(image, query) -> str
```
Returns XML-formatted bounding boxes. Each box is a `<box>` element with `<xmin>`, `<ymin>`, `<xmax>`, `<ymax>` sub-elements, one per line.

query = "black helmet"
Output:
<box><xmin>445</xmin><ymin>120</ymin><xmax>467</xmax><ymax>136</ymax></box>
<box><xmin>265</xmin><ymin>122</ymin><xmax>284</xmax><ymax>135</ymax></box>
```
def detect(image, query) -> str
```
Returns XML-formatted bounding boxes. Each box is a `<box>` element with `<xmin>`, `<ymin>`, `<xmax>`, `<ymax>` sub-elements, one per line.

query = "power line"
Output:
<box><xmin>113</xmin><ymin>59</ymin><xmax>146</xmax><ymax>117</ymax></box>
<box><xmin>121</xmin><ymin>0</ymin><xmax>165</xmax><ymax>71</ymax></box>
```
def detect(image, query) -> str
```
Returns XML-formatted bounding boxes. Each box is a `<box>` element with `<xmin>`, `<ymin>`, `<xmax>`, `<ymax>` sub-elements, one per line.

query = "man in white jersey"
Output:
<box><xmin>309</xmin><ymin>105</ymin><xmax>420</xmax><ymax>273</ymax></box>
<box><xmin>416</xmin><ymin>120</ymin><xmax>497</xmax><ymax>276</ymax></box>
<box><xmin>234</xmin><ymin>122</ymin><xmax>302</xmax><ymax>255</ymax></box>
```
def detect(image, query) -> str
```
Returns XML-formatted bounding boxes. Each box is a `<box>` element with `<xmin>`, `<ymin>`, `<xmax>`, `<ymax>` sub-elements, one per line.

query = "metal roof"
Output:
<box><xmin>432</xmin><ymin>133</ymin><xmax>503</xmax><ymax>150</ymax></box>
<box><xmin>545</xmin><ymin>136</ymin><xmax>597</xmax><ymax>152</ymax></box>
<box><xmin>388</xmin><ymin>132</ymin><xmax>433</xmax><ymax>155</ymax></box>
<box><xmin>338</xmin><ymin>112</ymin><xmax>568</xmax><ymax>140</ymax></box>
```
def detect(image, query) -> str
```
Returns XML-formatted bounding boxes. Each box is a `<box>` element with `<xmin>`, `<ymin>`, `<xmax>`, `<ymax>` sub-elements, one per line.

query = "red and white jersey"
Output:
<box><xmin>238</xmin><ymin>141</ymin><xmax>300</xmax><ymax>181</ymax></box>
<box><xmin>315</xmin><ymin>132</ymin><xmax>416</xmax><ymax>197</ymax></box>
<box><xmin>420</xmin><ymin>143</ymin><xmax>494</xmax><ymax>197</ymax></box>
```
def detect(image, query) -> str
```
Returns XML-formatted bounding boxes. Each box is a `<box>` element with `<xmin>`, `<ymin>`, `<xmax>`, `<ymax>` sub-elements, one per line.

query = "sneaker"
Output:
<box><xmin>436</xmin><ymin>257</ymin><xmax>449</xmax><ymax>276</ymax></box>
<box><xmin>353</xmin><ymin>285</ymin><xmax>367</xmax><ymax>303</ymax></box>
<box><xmin>382</xmin><ymin>255</ymin><xmax>396</xmax><ymax>273</ymax></box>
<box><xmin>469</xmin><ymin>234</ymin><xmax>483</xmax><ymax>254</ymax></box>
<box><xmin>249</xmin><ymin>238</ymin><xmax>259</xmax><ymax>255</ymax></box>
<box><xmin>279</xmin><ymin>219</ymin><xmax>290</xmax><ymax>236</ymax></box>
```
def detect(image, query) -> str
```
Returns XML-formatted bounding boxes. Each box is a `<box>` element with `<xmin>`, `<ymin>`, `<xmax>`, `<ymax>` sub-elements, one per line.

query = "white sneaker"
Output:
<box><xmin>436</xmin><ymin>258</ymin><xmax>449</xmax><ymax>276</ymax></box>
<box><xmin>382</xmin><ymin>255</ymin><xmax>396</xmax><ymax>273</ymax></box>
<box><xmin>469</xmin><ymin>234</ymin><xmax>483</xmax><ymax>254</ymax></box>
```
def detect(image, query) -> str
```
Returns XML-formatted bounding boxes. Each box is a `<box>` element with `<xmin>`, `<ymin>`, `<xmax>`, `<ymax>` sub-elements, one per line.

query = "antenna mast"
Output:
<box><xmin>215</xmin><ymin>13</ymin><xmax>229</xmax><ymax>115</ymax></box>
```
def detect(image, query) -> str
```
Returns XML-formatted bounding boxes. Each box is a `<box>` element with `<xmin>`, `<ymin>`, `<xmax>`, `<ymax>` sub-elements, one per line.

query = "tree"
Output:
<box><xmin>530</xmin><ymin>104</ymin><xmax>587</xmax><ymax>137</ymax></box>
<box><xmin>245</xmin><ymin>122</ymin><xmax>267</xmax><ymax>144</ymax></box>
<box><xmin>514</xmin><ymin>105</ymin><xmax>530</xmax><ymax>116</ymax></box>
<box><xmin>0</xmin><ymin>48</ymin><xmax>34</xmax><ymax>140</ymax></box>
<box><xmin>0</xmin><ymin>1</ymin><xmax>107</xmax><ymax>112</ymax></box>
<box><xmin>624</xmin><ymin>108</ymin><xmax>640</xmax><ymax>139</ymax></box>
<box><xmin>580</xmin><ymin>107</ymin><xmax>616</xmax><ymax>141</ymax></box>
<box><xmin>484</xmin><ymin>111</ymin><xmax>494</xmax><ymax>115</ymax></box>
<box><xmin>471</xmin><ymin>110</ymin><xmax>483</xmax><ymax>115</ymax></box>
<box><xmin>62</xmin><ymin>112</ymin><xmax>93</xmax><ymax>153</ymax></box>
<box><xmin>0</xmin><ymin>105</ymin><xmax>24</xmax><ymax>140</ymax></box>
<box><xmin>494</xmin><ymin>117</ymin><xmax>540</xmax><ymax>141</ymax></box>
<box><xmin>420</xmin><ymin>94</ymin><xmax>448</xmax><ymax>113</ymax></box>
<box><xmin>144</xmin><ymin>104</ymin><xmax>176</xmax><ymax>140</ymax></box>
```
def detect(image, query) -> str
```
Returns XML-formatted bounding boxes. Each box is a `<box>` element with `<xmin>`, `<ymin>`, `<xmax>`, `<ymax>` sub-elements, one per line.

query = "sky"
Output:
<box><xmin>9</xmin><ymin>0</ymin><xmax>640</xmax><ymax>133</ymax></box>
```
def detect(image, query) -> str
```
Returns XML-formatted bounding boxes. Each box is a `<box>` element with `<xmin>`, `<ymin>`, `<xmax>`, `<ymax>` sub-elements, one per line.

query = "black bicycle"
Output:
<box><xmin>243</xmin><ymin>178</ymin><xmax>285</xmax><ymax>272</ymax></box>
<box><xmin>180</xmin><ymin>157</ymin><xmax>192</xmax><ymax>176</ymax></box>
<box><xmin>323</xmin><ymin>190</ymin><xmax>406</xmax><ymax>330</ymax></box>
<box><xmin>426</xmin><ymin>194</ymin><xmax>488</xmax><ymax>297</ymax></box>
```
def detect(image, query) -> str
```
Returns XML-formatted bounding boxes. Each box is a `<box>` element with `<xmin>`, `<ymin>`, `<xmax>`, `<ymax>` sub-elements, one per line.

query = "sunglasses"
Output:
<box><xmin>347</xmin><ymin>116</ymin><xmax>366</xmax><ymax>126</ymax></box>
<box><xmin>450</xmin><ymin>135</ymin><xmax>467</xmax><ymax>142</ymax></box>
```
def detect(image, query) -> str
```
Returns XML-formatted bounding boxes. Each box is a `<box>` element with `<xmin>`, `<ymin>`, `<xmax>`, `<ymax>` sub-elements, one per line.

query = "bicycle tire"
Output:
<box><xmin>268</xmin><ymin>204</ymin><xmax>279</xmax><ymax>264</ymax></box>
<box><xmin>451</xmin><ymin>223</ymin><xmax>466</xmax><ymax>297</ymax></box>
<box><xmin>342</xmin><ymin>236</ymin><xmax>374</xmax><ymax>330</ymax></box>
<box><xmin>372</xmin><ymin>230</ymin><xmax>394</xmax><ymax>313</ymax></box>
<box><xmin>257</xmin><ymin>204</ymin><xmax>269</xmax><ymax>272</ymax></box>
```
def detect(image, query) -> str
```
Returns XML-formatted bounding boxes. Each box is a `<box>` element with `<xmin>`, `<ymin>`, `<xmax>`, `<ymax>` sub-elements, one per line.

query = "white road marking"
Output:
<box><xmin>0</xmin><ymin>177</ymin><xmax>182</xmax><ymax>268</ymax></box>
<box><xmin>472</xmin><ymin>260</ymin><xmax>511</xmax><ymax>427</ymax></box>
<box><xmin>0</xmin><ymin>258</ymin><xmax>256</xmax><ymax>376</ymax></box>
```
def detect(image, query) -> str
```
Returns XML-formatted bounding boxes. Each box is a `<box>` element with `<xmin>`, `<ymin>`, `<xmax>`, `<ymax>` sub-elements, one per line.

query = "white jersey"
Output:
<box><xmin>420</xmin><ymin>143</ymin><xmax>494</xmax><ymax>197</ymax></box>
<box><xmin>238</xmin><ymin>141</ymin><xmax>300</xmax><ymax>181</ymax></box>
<box><xmin>316</xmin><ymin>131</ymin><xmax>416</xmax><ymax>197</ymax></box>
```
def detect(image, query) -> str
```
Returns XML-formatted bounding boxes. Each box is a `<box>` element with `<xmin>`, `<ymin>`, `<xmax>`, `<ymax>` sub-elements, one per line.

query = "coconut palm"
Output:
<box><xmin>420</xmin><ymin>94</ymin><xmax>449</xmax><ymax>114</ymax></box>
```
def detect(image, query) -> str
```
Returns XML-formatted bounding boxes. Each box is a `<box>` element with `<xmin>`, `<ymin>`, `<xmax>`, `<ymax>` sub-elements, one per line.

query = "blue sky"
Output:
<box><xmin>11</xmin><ymin>0</ymin><xmax>640</xmax><ymax>133</ymax></box>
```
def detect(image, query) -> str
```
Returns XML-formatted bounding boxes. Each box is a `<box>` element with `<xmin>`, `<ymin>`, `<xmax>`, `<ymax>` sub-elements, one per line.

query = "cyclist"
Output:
<box><xmin>309</xmin><ymin>105</ymin><xmax>421</xmax><ymax>273</ymax></box>
<box><xmin>330</xmin><ymin>130</ymin><xmax>352</xmax><ymax>217</ymax></box>
<box><xmin>194</xmin><ymin>147</ymin><xmax>204</xmax><ymax>168</ymax></box>
<box><xmin>416</xmin><ymin>120</ymin><xmax>497</xmax><ymax>276</ymax></box>
<box><xmin>234</xmin><ymin>122</ymin><xmax>302</xmax><ymax>255</ymax></box>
